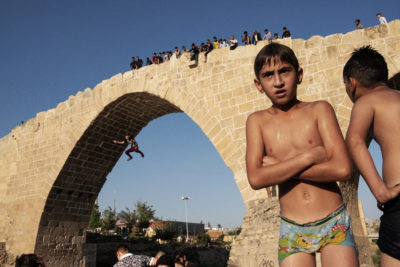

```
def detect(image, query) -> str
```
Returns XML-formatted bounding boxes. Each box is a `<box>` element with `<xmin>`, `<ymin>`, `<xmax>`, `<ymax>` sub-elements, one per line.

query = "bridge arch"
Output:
<box><xmin>1</xmin><ymin>20</ymin><xmax>400</xmax><ymax>266</ymax></box>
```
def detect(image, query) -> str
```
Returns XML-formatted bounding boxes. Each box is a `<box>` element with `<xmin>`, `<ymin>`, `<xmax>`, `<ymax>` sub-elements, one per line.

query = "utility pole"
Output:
<box><xmin>181</xmin><ymin>196</ymin><xmax>190</xmax><ymax>242</ymax></box>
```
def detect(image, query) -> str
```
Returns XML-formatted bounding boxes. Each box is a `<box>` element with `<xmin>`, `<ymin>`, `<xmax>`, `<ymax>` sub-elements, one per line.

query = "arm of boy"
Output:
<box><xmin>246</xmin><ymin>113</ymin><xmax>326</xmax><ymax>190</ymax></box>
<box><xmin>346</xmin><ymin>99</ymin><xmax>399</xmax><ymax>204</ymax></box>
<box><xmin>296</xmin><ymin>101</ymin><xmax>352</xmax><ymax>182</ymax></box>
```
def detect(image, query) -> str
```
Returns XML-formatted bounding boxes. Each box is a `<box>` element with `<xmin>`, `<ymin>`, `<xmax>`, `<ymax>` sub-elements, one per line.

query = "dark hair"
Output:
<box><xmin>388</xmin><ymin>72</ymin><xmax>400</xmax><ymax>90</ymax></box>
<box><xmin>173</xmin><ymin>250</ymin><xmax>185</xmax><ymax>260</ymax></box>
<box><xmin>264</xmin><ymin>28</ymin><xmax>268</xmax><ymax>32</ymax></box>
<box><xmin>254</xmin><ymin>43</ymin><xmax>299</xmax><ymax>80</ymax></box>
<box><xmin>343</xmin><ymin>45</ymin><xmax>388</xmax><ymax>88</ymax></box>
<box><xmin>116</xmin><ymin>244</ymin><xmax>129</xmax><ymax>253</ymax></box>
<box><xmin>156</xmin><ymin>254</ymin><xmax>174</xmax><ymax>266</ymax></box>
<box><xmin>16</xmin><ymin>254</ymin><xmax>45</xmax><ymax>267</ymax></box>
<box><xmin>283</xmin><ymin>27</ymin><xmax>287</xmax><ymax>30</ymax></box>
<box><xmin>376</xmin><ymin>13</ymin><xmax>382</xmax><ymax>16</ymax></box>
<box><xmin>355</xmin><ymin>19</ymin><xmax>360</xmax><ymax>23</ymax></box>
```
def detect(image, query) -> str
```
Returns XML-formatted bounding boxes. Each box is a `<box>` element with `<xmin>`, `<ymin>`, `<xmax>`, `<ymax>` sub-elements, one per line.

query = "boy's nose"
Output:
<box><xmin>273</xmin><ymin>74</ymin><xmax>284</xmax><ymax>87</ymax></box>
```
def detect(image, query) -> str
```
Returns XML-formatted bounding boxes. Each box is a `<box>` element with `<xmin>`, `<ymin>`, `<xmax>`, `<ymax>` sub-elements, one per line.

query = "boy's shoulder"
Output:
<box><xmin>306</xmin><ymin>100</ymin><xmax>332</xmax><ymax>108</ymax></box>
<box><xmin>295</xmin><ymin>100</ymin><xmax>333</xmax><ymax>115</ymax></box>
<box><xmin>356</xmin><ymin>87</ymin><xmax>400</xmax><ymax>106</ymax></box>
<box><xmin>305</xmin><ymin>100</ymin><xmax>335</xmax><ymax>114</ymax></box>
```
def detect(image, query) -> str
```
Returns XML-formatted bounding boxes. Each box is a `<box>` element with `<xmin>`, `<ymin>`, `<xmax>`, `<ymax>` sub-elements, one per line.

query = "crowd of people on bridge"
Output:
<box><xmin>129</xmin><ymin>25</ymin><xmax>292</xmax><ymax>69</ymax></box>
<box><xmin>130</xmin><ymin>12</ymin><xmax>391</xmax><ymax>70</ymax></box>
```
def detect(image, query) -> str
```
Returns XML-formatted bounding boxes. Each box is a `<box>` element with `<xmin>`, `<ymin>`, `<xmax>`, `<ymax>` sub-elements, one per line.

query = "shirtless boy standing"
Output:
<box><xmin>246</xmin><ymin>43</ymin><xmax>358</xmax><ymax>266</ymax></box>
<box><xmin>344</xmin><ymin>46</ymin><xmax>400</xmax><ymax>267</ymax></box>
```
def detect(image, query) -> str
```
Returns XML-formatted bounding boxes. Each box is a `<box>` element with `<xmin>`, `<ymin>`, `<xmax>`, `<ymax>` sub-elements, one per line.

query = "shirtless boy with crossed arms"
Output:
<box><xmin>344</xmin><ymin>46</ymin><xmax>400</xmax><ymax>267</ymax></box>
<box><xmin>246</xmin><ymin>43</ymin><xmax>358</xmax><ymax>266</ymax></box>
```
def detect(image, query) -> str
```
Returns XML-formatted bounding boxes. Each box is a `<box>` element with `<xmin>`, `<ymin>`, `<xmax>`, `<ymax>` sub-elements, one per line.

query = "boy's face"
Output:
<box><xmin>254</xmin><ymin>58</ymin><xmax>302</xmax><ymax>106</ymax></box>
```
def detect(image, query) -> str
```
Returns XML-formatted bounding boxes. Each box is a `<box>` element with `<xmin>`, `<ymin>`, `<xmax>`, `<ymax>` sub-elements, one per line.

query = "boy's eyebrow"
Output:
<box><xmin>260</xmin><ymin>65</ymin><xmax>293</xmax><ymax>75</ymax></box>
<box><xmin>260</xmin><ymin>70</ymin><xmax>274</xmax><ymax>76</ymax></box>
<box><xmin>278</xmin><ymin>66</ymin><xmax>293</xmax><ymax>71</ymax></box>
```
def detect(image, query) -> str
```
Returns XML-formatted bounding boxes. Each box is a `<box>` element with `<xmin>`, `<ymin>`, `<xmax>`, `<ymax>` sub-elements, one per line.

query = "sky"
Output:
<box><xmin>1</xmin><ymin>0</ymin><xmax>398</xmax><ymax>228</ymax></box>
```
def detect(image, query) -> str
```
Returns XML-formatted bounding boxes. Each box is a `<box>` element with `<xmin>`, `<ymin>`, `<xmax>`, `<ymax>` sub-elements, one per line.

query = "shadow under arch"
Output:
<box><xmin>34</xmin><ymin>92</ymin><xmax>182</xmax><ymax>265</ymax></box>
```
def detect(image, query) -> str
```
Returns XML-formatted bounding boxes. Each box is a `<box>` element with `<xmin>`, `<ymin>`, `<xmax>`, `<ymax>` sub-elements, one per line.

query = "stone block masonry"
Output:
<box><xmin>1</xmin><ymin>20</ymin><xmax>399</xmax><ymax>266</ymax></box>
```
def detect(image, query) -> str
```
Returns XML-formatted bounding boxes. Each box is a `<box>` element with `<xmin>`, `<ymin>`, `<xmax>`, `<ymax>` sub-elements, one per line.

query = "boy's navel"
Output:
<box><xmin>308</xmin><ymin>140</ymin><xmax>313</xmax><ymax>144</ymax></box>
<box><xmin>303</xmin><ymin>191</ymin><xmax>311</xmax><ymax>200</ymax></box>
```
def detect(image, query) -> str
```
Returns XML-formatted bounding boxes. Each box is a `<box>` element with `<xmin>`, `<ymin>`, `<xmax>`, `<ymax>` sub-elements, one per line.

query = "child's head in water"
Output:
<box><xmin>343</xmin><ymin>45</ymin><xmax>388</xmax><ymax>102</ymax></box>
<box><xmin>253</xmin><ymin>43</ymin><xmax>303</xmax><ymax>107</ymax></box>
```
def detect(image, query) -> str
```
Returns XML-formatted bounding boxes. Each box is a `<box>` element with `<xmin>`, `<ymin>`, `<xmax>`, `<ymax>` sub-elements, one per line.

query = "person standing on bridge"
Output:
<box><xmin>113</xmin><ymin>135</ymin><xmax>144</xmax><ymax>161</ymax></box>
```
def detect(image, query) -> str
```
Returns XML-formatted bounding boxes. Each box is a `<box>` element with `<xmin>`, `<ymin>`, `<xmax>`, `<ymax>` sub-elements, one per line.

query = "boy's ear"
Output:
<box><xmin>254</xmin><ymin>78</ymin><xmax>264</xmax><ymax>93</ymax></box>
<box><xmin>349</xmin><ymin>77</ymin><xmax>358</xmax><ymax>89</ymax></box>
<box><xmin>297</xmin><ymin>68</ymin><xmax>303</xmax><ymax>84</ymax></box>
<box><xmin>348</xmin><ymin>77</ymin><xmax>359</xmax><ymax>97</ymax></box>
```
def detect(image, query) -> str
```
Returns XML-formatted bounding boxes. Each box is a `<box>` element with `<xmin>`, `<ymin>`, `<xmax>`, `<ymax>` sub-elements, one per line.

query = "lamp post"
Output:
<box><xmin>181</xmin><ymin>196</ymin><xmax>190</xmax><ymax>242</ymax></box>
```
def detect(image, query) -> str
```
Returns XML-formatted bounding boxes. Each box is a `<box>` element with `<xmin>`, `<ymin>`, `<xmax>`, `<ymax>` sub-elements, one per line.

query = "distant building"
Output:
<box><xmin>172</xmin><ymin>221</ymin><xmax>205</xmax><ymax>235</ymax></box>
<box><xmin>205</xmin><ymin>230</ymin><xmax>223</xmax><ymax>241</ymax></box>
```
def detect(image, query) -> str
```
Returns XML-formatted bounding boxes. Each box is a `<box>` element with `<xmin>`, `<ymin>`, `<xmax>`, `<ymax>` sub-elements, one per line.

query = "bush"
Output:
<box><xmin>372</xmin><ymin>247</ymin><xmax>381</xmax><ymax>267</ymax></box>
<box><xmin>155</xmin><ymin>222</ymin><xmax>180</xmax><ymax>241</ymax></box>
<box><xmin>196</xmin><ymin>233</ymin><xmax>210</xmax><ymax>246</ymax></box>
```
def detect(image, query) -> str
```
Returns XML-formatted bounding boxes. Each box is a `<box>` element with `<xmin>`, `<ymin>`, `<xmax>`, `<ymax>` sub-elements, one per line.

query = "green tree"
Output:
<box><xmin>118</xmin><ymin>207</ymin><xmax>137</xmax><ymax>229</ymax></box>
<box><xmin>154</xmin><ymin>221</ymin><xmax>180</xmax><ymax>241</ymax></box>
<box><xmin>135</xmin><ymin>201</ymin><xmax>155</xmax><ymax>229</ymax></box>
<box><xmin>128</xmin><ymin>226</ymin><xmax>141</xmax><ymax>239</ymax></box>
<box><xmin>88</xmin><ymin>203</ymin><xmax>101</xmax><ymax>229</ymax></box>
<box><xmin>101</xmin><ymin>206</ymin><xmax>116</xmax><ymax>230</ymax></box>
<box><xmin>197</xmin><ymin>233</ymin><xmax>210</xmax><ymax>246</ymax></box>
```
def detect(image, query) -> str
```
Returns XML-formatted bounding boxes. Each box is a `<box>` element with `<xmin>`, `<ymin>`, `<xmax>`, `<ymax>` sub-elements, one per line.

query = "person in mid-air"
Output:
<box><xmin>113</xmin><ymin>135</ymin><xmax>144</xmax><ymax>161</ymax></box>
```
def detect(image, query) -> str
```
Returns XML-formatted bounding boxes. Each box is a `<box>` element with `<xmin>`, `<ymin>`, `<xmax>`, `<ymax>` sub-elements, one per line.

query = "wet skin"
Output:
<box><xmin>247</xmin><ymin>59</ymin><xmax>352</xmax><ymax>223</ymax></box>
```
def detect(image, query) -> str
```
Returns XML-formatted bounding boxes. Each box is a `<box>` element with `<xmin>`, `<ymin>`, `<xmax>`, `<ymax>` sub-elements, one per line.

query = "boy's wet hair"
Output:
<box><xmin>343</xmin><ymin>45</ymin><xmax>388</xmax><ymax>88</ymax></box>
<box><xmin>254</xmin><ymin>43</ymin><xmax>299</xmax><ymax>80</ymax></box>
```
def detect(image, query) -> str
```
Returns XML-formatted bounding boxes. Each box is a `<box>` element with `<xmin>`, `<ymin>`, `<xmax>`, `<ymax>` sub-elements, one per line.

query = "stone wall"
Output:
<box><xmin>0</xmin><ymin>20</ymin><xmax>399</xmax><ymax>266</ymax></box>
<box><xmin>229</xmin><ymin>199</ymin><xmax>280</xmax><ymax>267</ymax></box>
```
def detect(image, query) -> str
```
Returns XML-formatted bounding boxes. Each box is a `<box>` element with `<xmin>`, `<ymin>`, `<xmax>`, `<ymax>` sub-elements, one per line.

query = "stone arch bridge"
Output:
<box><xmin>1</xmin><ymin>21</ymin><xmax>400</xmax><ymax>266</ymax></box>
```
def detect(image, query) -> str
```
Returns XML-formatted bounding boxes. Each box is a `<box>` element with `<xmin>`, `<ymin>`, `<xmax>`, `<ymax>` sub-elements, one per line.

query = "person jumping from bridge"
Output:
<box><xmin>112</xmin><ymin>135</ymin><xmax>144</xmax><ymax>161</ymax></box>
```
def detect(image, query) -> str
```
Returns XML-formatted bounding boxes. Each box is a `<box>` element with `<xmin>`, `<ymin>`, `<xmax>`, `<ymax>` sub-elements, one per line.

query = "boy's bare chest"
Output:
<box><xmin>260</xmin><ymin>113</ymin><xmax>321</xmax><ymax>158</ymax></box>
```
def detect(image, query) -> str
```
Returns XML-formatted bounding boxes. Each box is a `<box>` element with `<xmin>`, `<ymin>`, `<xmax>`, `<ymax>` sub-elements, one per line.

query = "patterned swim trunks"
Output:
<box><xmin>278</xmin><ymin>205</ymin><xmax>356</xmax><ymax>263</ymax></box>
